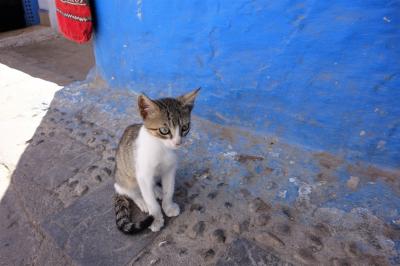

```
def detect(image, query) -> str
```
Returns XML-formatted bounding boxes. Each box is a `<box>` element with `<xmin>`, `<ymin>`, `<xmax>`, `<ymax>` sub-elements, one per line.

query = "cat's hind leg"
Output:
<box><xmin>131</xmin><ymin>194</ymin><xmax>149</xmax><ymax>214</ymax></box>
<box><xmin>114</xmin><ymin>183</ymin><xmax>149</xmax><ymax>213</ymax></box>
<box><xmin>136</xmin><ymin>171</ymin><xmax>164</xmax><ymax>232</ymax></box>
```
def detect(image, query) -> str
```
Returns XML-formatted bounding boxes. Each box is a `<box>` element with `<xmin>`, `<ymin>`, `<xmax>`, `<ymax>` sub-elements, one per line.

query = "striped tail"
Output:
<box><xmin>114</xmin><ymin>194</ymin><xmax>154</xmax><ymax>234</ymax></box>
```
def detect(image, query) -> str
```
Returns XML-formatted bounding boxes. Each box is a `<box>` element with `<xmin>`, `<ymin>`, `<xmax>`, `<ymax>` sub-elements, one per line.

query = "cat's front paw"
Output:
<box><xmin>163</xmin><ymin>202</ymin><xmax>180</xmax><ymax>217</ymax></box>
<box><xmin>149</xmin><ymin>215</ymin><xmax>164</xmax><ymax>232</ymax></box>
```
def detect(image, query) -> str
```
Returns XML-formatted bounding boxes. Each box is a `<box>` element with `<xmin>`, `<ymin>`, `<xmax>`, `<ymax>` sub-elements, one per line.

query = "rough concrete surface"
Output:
<box><xmin>1</xmin><ymin>27</ymin><xmax>400</xmax><ymax>266</ymax></box>
<box><xmin>0</xmin><ymin>26</ymin><xmax>57</xmax><ymax>49</ymax></box>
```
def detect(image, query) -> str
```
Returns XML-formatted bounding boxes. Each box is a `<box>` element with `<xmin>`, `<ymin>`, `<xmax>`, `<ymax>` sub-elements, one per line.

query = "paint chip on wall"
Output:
<box><xmin>137</xmin><ymin>0</ymin><xmax>143</xmax><ymax>21</ymax></box>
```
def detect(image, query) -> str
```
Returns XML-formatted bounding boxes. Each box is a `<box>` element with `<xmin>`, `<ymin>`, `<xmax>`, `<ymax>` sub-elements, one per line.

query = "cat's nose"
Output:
<box><xmin>174</xmin><ymin>138</ymin><xmax>182</xmax><ymax>146</ymax></box>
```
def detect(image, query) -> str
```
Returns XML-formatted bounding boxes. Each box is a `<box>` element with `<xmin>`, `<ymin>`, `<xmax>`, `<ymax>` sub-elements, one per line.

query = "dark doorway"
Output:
<box><xmin>0</xmin><ymin>0</ymin><xmax>26</xmax><ymax>32</ymax></box>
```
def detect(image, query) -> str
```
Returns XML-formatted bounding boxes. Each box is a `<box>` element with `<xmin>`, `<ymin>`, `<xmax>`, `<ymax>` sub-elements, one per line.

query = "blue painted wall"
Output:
<box><xmin>93</xmin><ymin>0</ymin><xmax>400</xmax><ymax>168</ymax></box>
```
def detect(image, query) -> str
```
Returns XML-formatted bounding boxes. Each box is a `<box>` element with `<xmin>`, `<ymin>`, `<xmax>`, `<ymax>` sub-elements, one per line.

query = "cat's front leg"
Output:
<box><xmin>161</xmin><ymin>166</ymin><xmax>180</xmax><ymax>217</ymax></box>
<box><xmin>137</xmin><ymin>170</ymin><xmax>164</xmax><ymax>232</ymax></box>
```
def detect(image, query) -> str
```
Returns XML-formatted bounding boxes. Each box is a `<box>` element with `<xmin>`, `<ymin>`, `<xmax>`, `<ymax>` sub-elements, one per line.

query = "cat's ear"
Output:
<box><xmin>138</xmin><ymin>94</ymin><xmax>159</xmax><ymax>119</ymax></box>
<box><xmin>178</xmin><ymin>88</ymin><xmax>200</xmax><ymax>110</ymax></box>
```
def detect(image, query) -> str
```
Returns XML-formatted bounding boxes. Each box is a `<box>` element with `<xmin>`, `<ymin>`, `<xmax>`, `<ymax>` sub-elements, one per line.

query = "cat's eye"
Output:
<box><xmin>181</xmin><ymin>123</ymin><xmax>190</xmax><ymax>136</ymax></box>
<box><xmin>182</xmin><ymin>124</ymin><xmax>190</xmax><ymax>132</ymax></box>
<box><xmin>159</xmin><ymin>127</ymin><xmax>170</xmax><ymax>135</ymax></box>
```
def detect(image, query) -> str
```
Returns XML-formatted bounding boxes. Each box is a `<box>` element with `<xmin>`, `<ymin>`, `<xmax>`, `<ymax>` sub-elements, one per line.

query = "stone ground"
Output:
<box><xmin>0</xmin><ymin>27</ymin><xmax>400</xmax><ymax>266</ymax></box>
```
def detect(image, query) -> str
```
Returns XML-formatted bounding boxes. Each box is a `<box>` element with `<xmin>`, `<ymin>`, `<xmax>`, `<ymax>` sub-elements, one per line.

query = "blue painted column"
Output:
<box><xmin>92</xmin><ymin>0</ymin><xmax>400</xmax><ymax>168</ymax></box>
<box><xmin>22</xmin><ymin>0</ymin><xmax>40</xmax><ymax>26</ymax></box>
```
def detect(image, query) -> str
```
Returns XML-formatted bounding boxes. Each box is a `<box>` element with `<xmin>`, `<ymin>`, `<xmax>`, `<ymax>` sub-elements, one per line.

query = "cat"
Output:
<box><xmin>113</xmin><ymin>88</ymin><xmax>200</xmax><ymax>233</ymax></box>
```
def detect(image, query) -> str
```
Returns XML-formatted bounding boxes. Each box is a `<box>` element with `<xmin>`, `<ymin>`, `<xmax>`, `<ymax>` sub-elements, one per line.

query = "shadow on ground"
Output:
<box><xmin>0</xmin><ymin>82</ymin><xmax>161</xmax><ymax>265</ymax></box>
<box><xmin>0</xmin><ymin>34</ymin><xmax>94</xmax><ymax>85</ymax></box>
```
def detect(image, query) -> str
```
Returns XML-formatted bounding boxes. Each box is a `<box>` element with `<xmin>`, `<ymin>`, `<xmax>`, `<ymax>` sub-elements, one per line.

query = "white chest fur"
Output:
<box><xmin>135</xmin><ymin>126</ymin><xmax>177</xmax><ymax>176</ymax></box>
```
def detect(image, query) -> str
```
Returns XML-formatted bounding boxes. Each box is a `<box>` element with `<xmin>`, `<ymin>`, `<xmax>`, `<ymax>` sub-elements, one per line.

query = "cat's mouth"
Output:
<box><xmin>170</xmin><ymin>143</ymin><xmax>184</xmax><ymax>150</ymax></box>
<box><xmin>170</xmin><ymin>145</ymin><xmax>180</xmax><ymax>150</ymax></box>
<box><xmin>163</xmin><ymin>141</ymin><xmax>182</xmax><ymax>150</ymax></box>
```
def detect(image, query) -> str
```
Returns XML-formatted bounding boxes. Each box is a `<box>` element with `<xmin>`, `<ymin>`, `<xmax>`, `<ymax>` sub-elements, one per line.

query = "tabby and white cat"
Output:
<box><xmin>113</xmin><ymin>88</ymin><xmax>200</xmax><ymax>233</ymax></box>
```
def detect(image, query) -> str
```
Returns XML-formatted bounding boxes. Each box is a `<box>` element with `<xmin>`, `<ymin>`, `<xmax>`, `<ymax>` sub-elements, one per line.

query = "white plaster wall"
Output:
<box><xmin>38</xmin><ymin>0</ymin><xmax>48</xmax><ymax>10</ymax></box>
<box><xmin>47</xmin><ymin>0</ymin><xmax>58</xmax><ymax>30</ymax></box>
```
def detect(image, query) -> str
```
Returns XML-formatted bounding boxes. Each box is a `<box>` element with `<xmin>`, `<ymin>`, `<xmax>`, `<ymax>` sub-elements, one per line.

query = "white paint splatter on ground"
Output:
<box><xmin>297</xmin><ymin>183</ymin><xmax>313</xmax><ymax>204</ymax></box>
<box><xmin>223</xmin><ymin>151</ymin><xmax>238</xmax><ymax>159</ymax></box>
<box><xmin>279</xmin><ymin>190</ymin><xmax>287</xmax><ymax>199</ymax></box>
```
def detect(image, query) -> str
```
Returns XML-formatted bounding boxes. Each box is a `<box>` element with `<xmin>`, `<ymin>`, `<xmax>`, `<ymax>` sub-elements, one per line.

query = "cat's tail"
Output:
<box><xmin>114</xmin><ymin>194</ymin><xmax>154</xmax><ymax>234</ymax></box>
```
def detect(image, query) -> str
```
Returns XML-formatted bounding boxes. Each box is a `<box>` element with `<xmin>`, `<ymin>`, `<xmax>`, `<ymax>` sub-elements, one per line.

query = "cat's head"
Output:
<box><xmin>138</xmin><ymin>88</ymin><xmax>200</xmax><ymax>149</ymax></box>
